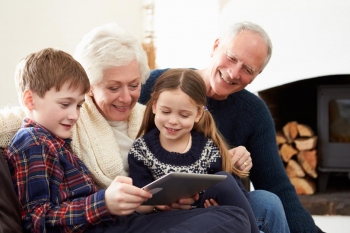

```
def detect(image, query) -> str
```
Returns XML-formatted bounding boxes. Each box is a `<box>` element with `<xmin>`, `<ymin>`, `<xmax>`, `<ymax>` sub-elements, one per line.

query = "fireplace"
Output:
<box><xmin>258</xmin><ymin>74</ymin><xmax>350</xmax><ymax>192</ymax></box>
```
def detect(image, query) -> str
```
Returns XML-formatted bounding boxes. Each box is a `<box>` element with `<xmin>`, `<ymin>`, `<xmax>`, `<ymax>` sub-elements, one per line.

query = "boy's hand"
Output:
<box><xmin>105</xmin><ymin>176</ymin><xmax>152</xmax><ymax>216</ymax></box>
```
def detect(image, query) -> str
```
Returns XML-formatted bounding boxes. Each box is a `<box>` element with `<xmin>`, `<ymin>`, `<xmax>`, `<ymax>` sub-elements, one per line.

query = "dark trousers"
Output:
<box><xmin>86</xmin><ymin>206</ymin><xmax>250</xmax><ymax>233</ymax></box>
<box><xmin>198</xmin><ymin>171</ymin><xmax>260</xmax><ymax>233</ymax></box>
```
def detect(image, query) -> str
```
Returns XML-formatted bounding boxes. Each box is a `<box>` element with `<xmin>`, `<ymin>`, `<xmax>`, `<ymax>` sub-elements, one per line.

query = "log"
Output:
<box><xmin>297</xmin><ymin>123</ymin><xmax>314</xmax><ymax>137</ymax></box>
<box><xmin>280</xmin><ymin>143</ymin><xmax>298</xmax><ymax>162</ymax></box>
<box><xmin>283</xmin><ymin>121</ymin><xmax>299</xmax><ymax>143</ymax></box>
<box><xmin>276</xmin><ymin>131</ymin><xmax>287</xmax><ymax>145</ymax></box>
<box><xmin>285</xmin><ymin>159</ymin><xmax>305</xmax><ymax>178</ymax></box>
<box><xmin>297</xmin><ymin>150</ymin><xmax>318</xmax><ymax>178</ymax></box>
<box><xmin>290</xmin><ymin>177</ymin><xmax>316</xmax><ymax>195</ymax></box>
<box><xmin>294</xmin><ymin>136</ymin><xmax>318</xmax><ymax>151</ymax></box>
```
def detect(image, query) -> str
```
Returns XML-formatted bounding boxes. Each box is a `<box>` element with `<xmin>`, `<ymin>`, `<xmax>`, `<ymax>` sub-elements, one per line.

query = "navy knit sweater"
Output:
<box><xmin>128</xmin><ymin>128</ymin><xmax>222</xmax><ymax>187</ymax></box>
<box><xmin>139</xmin><ymin>68</ymin><xmax>321</xmax><ymax>233</ymax></box>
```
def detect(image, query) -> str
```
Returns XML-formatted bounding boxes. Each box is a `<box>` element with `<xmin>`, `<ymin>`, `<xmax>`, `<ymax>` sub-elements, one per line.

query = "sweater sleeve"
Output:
<box><xmin>0</xmin><ymin>106</ymin><xmax>24</xmax><ymax>148</ymax></box>
<box><xmin>139</xmin><ymin>69</ymin><xmax>168</xmax><ymax>104</ymax></box>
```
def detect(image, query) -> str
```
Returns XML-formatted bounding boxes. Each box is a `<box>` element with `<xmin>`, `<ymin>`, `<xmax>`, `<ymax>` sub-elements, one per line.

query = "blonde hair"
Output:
<box><xmin>137</xmin><ymin>68</ymin><xmax>248</xmax><ymax>177</ymax></box>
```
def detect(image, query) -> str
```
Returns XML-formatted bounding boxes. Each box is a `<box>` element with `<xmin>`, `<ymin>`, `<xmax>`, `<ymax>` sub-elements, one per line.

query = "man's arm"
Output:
<box><xmin>246</xmin><ymin>96</ymin><xmax>320</xmax><ymax>233</ymax></box>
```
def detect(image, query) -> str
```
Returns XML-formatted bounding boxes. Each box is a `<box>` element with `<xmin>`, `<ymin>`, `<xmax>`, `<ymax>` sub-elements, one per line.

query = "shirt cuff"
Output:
<box><xmin>85</xmin><ymin>189</ymin><xmax>112</xmax><ymax>224</ymax></box>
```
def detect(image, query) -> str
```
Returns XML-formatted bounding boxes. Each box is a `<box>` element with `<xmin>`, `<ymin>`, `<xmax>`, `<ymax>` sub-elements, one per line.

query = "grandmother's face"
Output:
<box><xmin>90</xmin><ymin>59</ymin><xmax>141</xmax><ymax>121</ymax></box>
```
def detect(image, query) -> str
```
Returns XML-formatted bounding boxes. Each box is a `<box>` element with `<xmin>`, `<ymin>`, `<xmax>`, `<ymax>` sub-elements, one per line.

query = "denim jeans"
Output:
<box><xmin>248</xmin><ymin>190</ymin><xmax>290</xmax><ymax>233</ymax></box>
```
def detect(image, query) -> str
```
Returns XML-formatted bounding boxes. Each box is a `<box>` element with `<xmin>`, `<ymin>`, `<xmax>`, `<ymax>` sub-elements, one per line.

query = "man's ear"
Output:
<box><xmin>210</xmin><ymin>38</ymin><xmax>220</xmax><ymax>57</ymax></box>
<box><xmin>23</xmin><ymin>90</ymin><xmax>35</xmax><ymax>110</ymax></box>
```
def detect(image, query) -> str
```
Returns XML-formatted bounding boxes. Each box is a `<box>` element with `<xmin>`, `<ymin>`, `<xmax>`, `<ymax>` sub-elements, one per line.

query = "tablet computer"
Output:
<box><xmin>142</xmin><ymin>172</ymin><xmax>227</xmax><ymax>205</ymax></box>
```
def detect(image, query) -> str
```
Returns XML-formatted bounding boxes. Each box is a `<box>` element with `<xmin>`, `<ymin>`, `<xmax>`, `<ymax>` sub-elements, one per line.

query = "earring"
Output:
<box><xmin>89</xmin><ymin>90</ymin><xmax>93</xmax><ymax>96</ymax></box>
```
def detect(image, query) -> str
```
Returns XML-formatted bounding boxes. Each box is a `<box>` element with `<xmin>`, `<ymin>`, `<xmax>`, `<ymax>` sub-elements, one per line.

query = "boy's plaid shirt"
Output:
<box><xmin>4</xmin><ymin>118</ymin><xmax>112</xmax><ymax>233</ymax></box>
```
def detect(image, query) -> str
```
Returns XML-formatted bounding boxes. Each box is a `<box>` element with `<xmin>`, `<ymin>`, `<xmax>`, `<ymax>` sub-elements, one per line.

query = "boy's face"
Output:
<box><xmin>30</xmin><ymin>82</ymin><xmax>85</xmax><ymax>139</ymax></box>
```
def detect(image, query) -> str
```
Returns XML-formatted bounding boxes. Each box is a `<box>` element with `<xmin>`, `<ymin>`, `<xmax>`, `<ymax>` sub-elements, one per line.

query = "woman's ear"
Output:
<box><xmin>23</xmin><ymin>90</ymin><xmax>35</xmax><ymax>110</ymax></box>
<box><xmin>88</xmin><ymin>88</ymin><xmax>94</xmax><ymax>96</ymax></box>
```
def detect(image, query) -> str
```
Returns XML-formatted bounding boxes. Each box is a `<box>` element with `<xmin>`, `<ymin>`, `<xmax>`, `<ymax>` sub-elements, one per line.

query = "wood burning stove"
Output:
<box><xmin>258</xmin><ymin>74</ymin><xmax>350</xmax><ymax>193</ymax></box>
<box><xmin>317</xmin><ymin>85</ymin><xmax>350</xmax><ymax>192</ymax></box>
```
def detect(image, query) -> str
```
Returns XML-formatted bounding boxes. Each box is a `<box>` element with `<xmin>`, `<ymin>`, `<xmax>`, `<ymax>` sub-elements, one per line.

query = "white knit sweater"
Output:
<box><xmin>0</xmin><ymin>106</ymin><xmax>25</xmax><ymax>148</ymax></box>
<box><xmin>71</xmin><ymin>95</ymin><xmax>145</xmax><ymax>188</ymax></box>
<box><xmin>0</xmin><ymin>95</ymin><xmax>145</xmax><ymax>189</ymax></box>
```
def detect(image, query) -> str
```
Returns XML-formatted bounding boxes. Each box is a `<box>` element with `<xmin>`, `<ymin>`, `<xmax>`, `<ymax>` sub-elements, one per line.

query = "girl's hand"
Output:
<box><xmin>204</xmin><ymin>198</ymin><xmax>219</xmax><ymax>208</ymax></box>
<box><xmin>169</xmin><ymin>193</ymin><xmax>199</xmax><ymax>210</ymax></box>
<box><xmin>230</xmin><ymin>146</ymin><xmax>252</xmax><ymax>172</ymax></box>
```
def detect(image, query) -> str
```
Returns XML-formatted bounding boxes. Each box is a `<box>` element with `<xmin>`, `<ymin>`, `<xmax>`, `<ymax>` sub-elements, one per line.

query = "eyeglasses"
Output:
<box><xmin>224</xmin><ymin>48</ymin><xmax>257</xmax><ymax>77</ymax></box>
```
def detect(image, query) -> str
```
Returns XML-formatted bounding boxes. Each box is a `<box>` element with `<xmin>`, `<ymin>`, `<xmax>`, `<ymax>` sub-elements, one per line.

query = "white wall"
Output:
<box><xmin>220</xmin><ymin>0</ymin><xmax>350</xmax><ymax>93</ymax></box>
<box><xmin>0</xmin><ymin>0</ymin><xmax>144</xmax><ymax>107</ymax></box>
<box><xmin>154</xmin><ymin>0</ymin><xmax>350</xmax><ymax>93</ymax></box>
<box><xmin>154</xmin><ymin>0</ymin><xmax>220</xmax><ymax>69</ymax></box>
<box><xmin>2</xmin><ymin>0</ymin><xmax>350</xmax><ymax>106</ymax></box>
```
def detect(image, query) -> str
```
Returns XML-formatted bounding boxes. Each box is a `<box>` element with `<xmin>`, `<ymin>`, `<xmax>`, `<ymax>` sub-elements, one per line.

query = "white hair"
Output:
<box><xmin>74</xmin><ymin>23</ymin><xmax>150</xmax><ymax>85</ymax></box>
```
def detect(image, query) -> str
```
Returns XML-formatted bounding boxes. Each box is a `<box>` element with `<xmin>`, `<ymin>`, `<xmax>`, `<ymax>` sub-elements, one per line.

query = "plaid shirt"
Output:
<box><xmin>3</xmin><ymin>118</ymin><xmax>112</xmax><ymax>233</ymax></box>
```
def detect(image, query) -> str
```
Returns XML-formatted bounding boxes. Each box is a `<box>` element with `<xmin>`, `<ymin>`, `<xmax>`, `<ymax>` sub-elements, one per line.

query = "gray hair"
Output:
<box><xmin>221</xmin><ymin>21</ymin><xmax>273</xmax><ymax>70</ymax></box>
<box><xmin>74</xmin><ymin>23</ymin><xmax>150</xmax><ymax>85</ymax></box>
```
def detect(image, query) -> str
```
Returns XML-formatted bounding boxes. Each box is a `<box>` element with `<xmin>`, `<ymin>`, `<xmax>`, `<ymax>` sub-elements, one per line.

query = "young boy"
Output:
<box><xmin>3</xmin><ymin>48</ymin><xmax>251</xmax><ymax>233</ymax></box>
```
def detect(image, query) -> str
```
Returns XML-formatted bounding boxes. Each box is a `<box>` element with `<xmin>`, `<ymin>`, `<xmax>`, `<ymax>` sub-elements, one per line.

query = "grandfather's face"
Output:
<box><xmin>206</xmin><ymin>31</ymin><xmax>268</xmax><ymax>100</ymax></box>
<box><xmin>90</xmin><ymin>59</ymin><xmax>141</xmax><ymax>121</ymax></box>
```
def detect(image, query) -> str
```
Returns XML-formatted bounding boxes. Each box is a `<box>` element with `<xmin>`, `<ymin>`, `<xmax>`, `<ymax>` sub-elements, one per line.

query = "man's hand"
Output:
<box><xmin>230</xmin><ymin>146</ymin><xmax>252</xmax><ymax>172</ymax></box>
<box><xmin>105</xmin><ymin>176</ymin><xmax>152</xmax><ymax>216</ymax></box>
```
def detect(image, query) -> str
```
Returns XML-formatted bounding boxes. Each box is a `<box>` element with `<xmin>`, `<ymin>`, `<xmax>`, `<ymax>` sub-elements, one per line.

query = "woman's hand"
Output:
<box><xmin>105</xmin><ymin>176</ymin><xmax>152</xmax><ymax>216</ymax></box>
<box><xmin>230</xmin><ymin>146</ymin><xmax>252</xmax><ymax>172</ymax></box>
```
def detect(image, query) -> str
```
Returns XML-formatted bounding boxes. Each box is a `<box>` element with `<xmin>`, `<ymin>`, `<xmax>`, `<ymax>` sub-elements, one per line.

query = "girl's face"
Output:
<box><xmin>90</xmin><ymin>60</ymin><xmax>141</xmax><ymax>121</ymax></box>
<box><xmin>152</xmin><ymin>89</ymin><xmax>203</xmax><ymax>151</ymax></box>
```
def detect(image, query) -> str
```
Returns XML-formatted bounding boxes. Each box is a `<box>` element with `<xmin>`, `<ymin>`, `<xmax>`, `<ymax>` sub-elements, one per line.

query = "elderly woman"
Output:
<box><xmin>0</xmin><ymin>23</ymin><xmax>288</xmax><ymax>232</ymax></box>
<box><xmin>71</xmin><ymin>23</ymin><xmax>148</xmax><ymax>188</ymax></box>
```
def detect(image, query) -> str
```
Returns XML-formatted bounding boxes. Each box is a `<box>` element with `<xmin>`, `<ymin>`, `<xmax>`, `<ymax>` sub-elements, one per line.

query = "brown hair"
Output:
<box><xmin>15</xmin><ymin>48</ymin><xmax>90</xmax><ymax>99</ymax></box>
<box><xmin>137</xmin><ymin>68</ymin><xmax>248</xmax><ymax>177</ymax></box>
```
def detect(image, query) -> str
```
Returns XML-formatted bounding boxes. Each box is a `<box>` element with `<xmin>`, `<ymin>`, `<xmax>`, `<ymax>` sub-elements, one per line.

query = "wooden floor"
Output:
<box><xmin>298</xmin><ymin>172</ymin><xmax>350</xmax><ymax>216</ymax></box>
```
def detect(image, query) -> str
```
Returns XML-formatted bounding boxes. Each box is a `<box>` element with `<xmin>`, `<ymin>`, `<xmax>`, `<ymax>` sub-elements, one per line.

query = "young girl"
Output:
<box><xmin>128</xmin><ymin>68</ymin><xmax>259</xmax><ymax>233</ymax></box>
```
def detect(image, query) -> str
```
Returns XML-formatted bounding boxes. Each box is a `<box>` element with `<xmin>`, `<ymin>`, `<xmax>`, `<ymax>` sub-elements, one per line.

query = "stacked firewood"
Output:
<box><xmin>277</xmin><ymin>121</ymin><xmax>318</xmax><ymax>195</ymax></box>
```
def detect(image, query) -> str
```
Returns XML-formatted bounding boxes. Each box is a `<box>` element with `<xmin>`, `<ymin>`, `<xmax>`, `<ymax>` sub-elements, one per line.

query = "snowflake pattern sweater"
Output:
<box><xmin>128</xmin><ymin>128</ymin><xmax>223</xmax><ymax>188</ymax></box>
